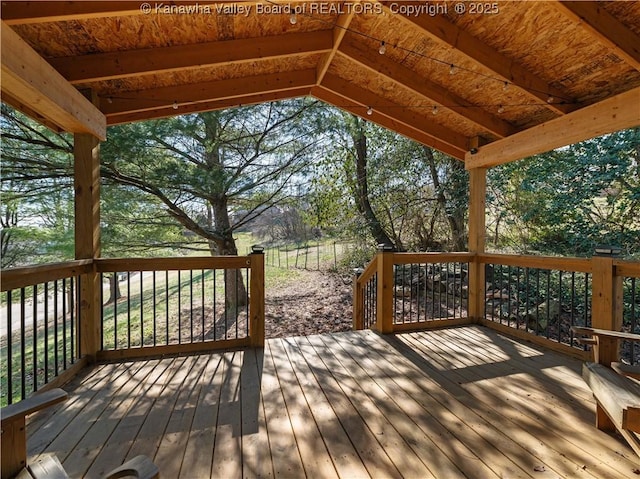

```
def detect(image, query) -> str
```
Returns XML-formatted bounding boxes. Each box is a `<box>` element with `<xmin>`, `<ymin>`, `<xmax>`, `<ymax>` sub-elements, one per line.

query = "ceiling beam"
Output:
<box><xmin>554</xmin><ymin>1</ymin><xmax>640</xmax><ymax>71</ymax></box>
<box><xmin>1</xmin><ymin>21</ymin><xmax>106</xmax><ymax>139</ymax></box>
<box><xmin>0</xmin><ymin>1</ymin><xmax>234</xmax><ymax>24</ymax></box>
<box><xmin>465</xmin><ymin>87</ymin><xmax>640</xmax><ymax>169</ymax></box>
<box><xmin>107</xmin><ymin>87</ymin><xmax>312</xmax><ymax>125</ymax></box>
<box><xmin>316</xmin><ymin>2</ymin><xmax>359</xmax><ymax>84</ymax></box>
<box><xmin>338</xmin><ymin>36</ymin><xmax>516</xmax><ymax>139</ymax></box>
<box><xmin>50</xmin><ymin>31</ymin><xmax>333</xmax><ymax>84</ymax></box>
<box><xmin>379</xmin><ymin>1</ymin><xmax>577</xmax><ymax>116</ymax></box>
<box><xmin>312</xmin><ymin>86</ymin><xmax>465</xmax><ymax>160</ymax></box>
<box><xmin>102</xmin><ymin>69</ymin><xmax>317</xmax><ymax>116</ymax></box>
<box><xmin>320</xmin><ymin>73</ymin><xmax>469</xmax><ymax>152</ymax></box>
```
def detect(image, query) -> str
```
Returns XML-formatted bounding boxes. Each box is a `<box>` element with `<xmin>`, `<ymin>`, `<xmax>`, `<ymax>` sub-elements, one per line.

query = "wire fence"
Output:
<box><xmin>250</xmin><ymin>240</ymin><xmax>354</xmax><ymax>271</ymax></box>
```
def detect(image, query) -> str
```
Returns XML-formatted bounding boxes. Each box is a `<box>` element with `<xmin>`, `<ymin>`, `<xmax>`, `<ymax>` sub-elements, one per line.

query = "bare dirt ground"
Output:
<box><xmin>265</xmin><ymin>269</ymin><xmax>353</xmax><ymax>338</ymax></box>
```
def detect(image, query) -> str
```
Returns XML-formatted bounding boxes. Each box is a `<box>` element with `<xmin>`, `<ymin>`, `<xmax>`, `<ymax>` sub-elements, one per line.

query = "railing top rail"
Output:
<box><xmin>1</xmin><ymin>259</ymin><xmax>93</xmax><ymax>292</ymax></box>
<box><xmin>393</xmin><ymin>252</ymin><xmax>475</xmax><ymax>265</ymax></box>
<box><xmin>95</xmin><ymin>256</ymin><xmax>251</xmax><ymax>272</ymax></box>
<box><xmin>358</xmin><ymin>256</ymin><xmax>378</xmax><ymax>284</ymax></box>
<box><xmin>613</xmin><ymin>260</ymin><xmax>640</xmax><ymax>278</ymax></box>
<box><xmin>478</xmin><ymin>253</ymin><xmax>592</xmax><ymax>273</ymax></box>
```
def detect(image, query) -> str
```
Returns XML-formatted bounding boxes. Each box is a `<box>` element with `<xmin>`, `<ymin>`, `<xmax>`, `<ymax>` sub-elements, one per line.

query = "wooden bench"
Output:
<box><xmin>1</xmin><ymin>388</ymin><xmax>159</xmax><ymax>479</ymax></box>
<box><xmin>572</xmin><ymin>326</ymin><xmax>640</xmax><ymax>457</ymax></box>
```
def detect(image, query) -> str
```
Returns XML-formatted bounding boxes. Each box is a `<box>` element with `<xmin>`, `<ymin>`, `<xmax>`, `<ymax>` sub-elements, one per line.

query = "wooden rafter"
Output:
<box><xmin>0</xmin><ymin>21</ymin><xmax>106</xmax><ymax>139</ymax></box>
<box><xmin>316</xmin><ymin>1</ymin><xmax>360</xmax><ymax>84</ymax></box>
<box><xmin>312</xmin><ymin>85</ymin><xmax>465</xmax><ymax>159</ymax></box>
<box><xmin>554</xmin><ymin>1</ymin><xmax>640</xmax><ymax>71</ymax></box>
<box><xmin>338</xmin><ymin>36</ymin><xmax>516</xmax><ymax>139</ymax></box>
<box><xmin>101</xmin><ymin>69</ymin><xmax>317</xmax><ymax>116</ymax></box>
<box><xmin>50</xmin><ymin>31</ymin><xmax>333</xmax><ymax>84</ymax></box>
<box><xmin>107</xmin><ymin>87</ymin><xmax>312</xmax><ymax>125</ymax></box>
<box><xmin>320</xmin><ymin>74</ymin><xmax>468</xmax><ymax>152</ymax></box>
<box><xmin>0</xmin><ymin>1</ymin><xmax>243</xmax><ymax>24</ymax></box>
<box><xmin>465</xmin><ymin>87</ymin><xmax>640</xmax><ymax>168</ymax></box>
<box><xmin>379</xmin><ymin>1</ymin><xmax>577</xmax><ymax>116</ymax></box>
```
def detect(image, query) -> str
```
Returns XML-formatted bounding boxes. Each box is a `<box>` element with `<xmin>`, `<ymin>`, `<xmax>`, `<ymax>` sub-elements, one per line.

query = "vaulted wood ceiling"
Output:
<box><xmin>2</xmin><ymin>1</ymin><xmax>639</xmax><ymax>167</ymax></box>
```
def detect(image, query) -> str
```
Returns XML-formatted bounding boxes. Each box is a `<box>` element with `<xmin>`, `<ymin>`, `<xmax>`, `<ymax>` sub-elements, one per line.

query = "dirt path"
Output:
<box><xmin>265</xmin><ymin>269</ymin><xmax>353</xmax><ymax>338</ymax></box>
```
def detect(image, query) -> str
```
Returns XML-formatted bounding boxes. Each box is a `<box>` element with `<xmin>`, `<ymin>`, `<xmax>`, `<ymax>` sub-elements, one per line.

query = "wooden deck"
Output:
<box><xmin>26</xmin><ymin>326</ymin><xmax>640</xmax><ymax>478</ymax></box>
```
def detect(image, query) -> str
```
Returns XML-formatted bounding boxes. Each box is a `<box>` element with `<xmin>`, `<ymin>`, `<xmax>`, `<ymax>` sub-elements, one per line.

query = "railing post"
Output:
<box><xmin>591</xmin><ymin>247</ymin><xmax>623</xmax><ymax>432</ymax></box>
<box><xmin>249</xmin><ymin>246</ymin><xmax>265</xmax><ymax>348</ymax></box>
<box><xmin>74</xmin><ymin>117</ymin><xmax>101</xmax><ymax>362</ymax></box>
<box><xmin>376</xmin><ymin>244</ymin><xmax>394</xmax><ymax>334</ymax></box>
<box><xmin>591</xmin><ymin>249</ymin><xmax>624</xmax><ymax>365</ymax></box>
<box><xmin>468</xmin><ymin>167</ymin><xmax>487</xmax><ymax>322</ymax></box>
<box><xmin>352</xmin><ymin>268</ymin><xmax>364</xmax><ymax>330</ymax></box>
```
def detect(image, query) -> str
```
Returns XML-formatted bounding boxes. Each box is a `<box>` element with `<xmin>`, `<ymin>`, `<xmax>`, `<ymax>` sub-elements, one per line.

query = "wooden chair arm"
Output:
<box><xmin>571</xmin><ymin>326</ymin><xmax>640</xmax><ymax>342</ymax></box>
<box><xmin>1</xmin><ymin>389</ymin><xmax>68</xmax><ymax>426</ymax></box>
<box><xmin>1</xmin><ymin>389</ymin><xmax>68</xmax><ymax>479</ymax></box>
<box><xmin>612</xmin><ymin>362</ymin><xmax>640</xmax><ymax>381</ymax></box>
<box><xmin>104</xmin><ymin>455</ymin><xmax>159</xmax><ymax>479</ymax></box>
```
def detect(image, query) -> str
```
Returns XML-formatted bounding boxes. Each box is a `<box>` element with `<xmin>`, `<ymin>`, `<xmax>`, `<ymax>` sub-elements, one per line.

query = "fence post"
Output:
<box><xmin>249</xmin><ymin>246</ymin><xmax>265</xmax><ymax>348</ymax></box>
<box><xmin>352</xmin><ymin>268</ymin><xmax>364</xmax><ymax>330</ymax></box>
<box><xmin>376</xmin><ymin>244</ymin><xmax>395</xmax><ymax>334</ymax></box>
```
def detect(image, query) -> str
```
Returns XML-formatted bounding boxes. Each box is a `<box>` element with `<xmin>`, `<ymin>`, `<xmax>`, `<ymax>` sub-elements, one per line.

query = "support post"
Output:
<box><xmin>591</xmin><ymin>255</ymin><xmax>624</xmax><ymax>365</ymax></box>
<box><xmin>74</xmin><ymin>124</ymin><xmax>101</xmax><ymax>362</ymax></box>
<box><xmin>249</xmin><ymin>247</ymin><xmax>265</xmax><ymax>347</ymax></box>
<box><xmin>376</xmin><ymin>245</ymin><xmax>394</xmax><ymax>334</ymax></box>
<box><xmin>467</xmin><ymin>167</ymin><xmax>487</xmax><ymax>322</ymax></box>
<box><xmin>352</xmin><ymin>268</ymin><xmax>364</xmax><ymax>330</ymax></box>
<box><xmin>591</xmin><ymin>252</ymin><xmax>624</xmax><ymax>431</ymax></box>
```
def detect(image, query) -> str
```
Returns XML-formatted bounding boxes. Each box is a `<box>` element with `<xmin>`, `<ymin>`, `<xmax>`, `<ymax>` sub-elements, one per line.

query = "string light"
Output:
<box><xmin>102</xmin><ymin>3</ymin><xmax>571</xmax><ymax>115</ymax></box>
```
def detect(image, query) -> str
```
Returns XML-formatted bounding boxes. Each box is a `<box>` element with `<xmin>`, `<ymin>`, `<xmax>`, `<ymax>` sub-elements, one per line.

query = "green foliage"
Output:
<box><xmin>488</xmin><ymin>128</ymin><xmax>640</xmax><ymax>258</ymax></box>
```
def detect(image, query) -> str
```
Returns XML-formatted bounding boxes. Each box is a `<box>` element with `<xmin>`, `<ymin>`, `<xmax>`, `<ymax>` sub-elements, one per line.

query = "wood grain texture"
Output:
<box><xmin>24</xmin><ymin>326</ymin><xmax>640</xmax><ymax>478</ymax></box>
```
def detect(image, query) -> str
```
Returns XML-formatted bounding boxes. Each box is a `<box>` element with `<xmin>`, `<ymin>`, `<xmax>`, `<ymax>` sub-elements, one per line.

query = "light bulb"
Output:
<box><xmin>432</xmin><ymin>106</ymin><xmax>438</xmax><ymax>115</ymax></box>
<box><xmin>547</xmin><ymin>96</ymin><xmax>554</xmax><ymax>104</ymax></box>
<box><xmin>497</xmin><ymin>105</ymin><xmax>505</xmax><ymax>114</ymax></box>
<box><xmin>172</xmin><ymin>101</ymin><xmax>179</xmax><ymax>110</ymax></box>
<box><xmin>378</xmin><ymin>42</ymin><xmax>386</xmax><ymax>55</ymax></box>
<box><xmin>366</xmin><ymin>107</ymin><xmax>373</xmax><ymax>116</ymax></box>
<box><xmin>290</xmin><ymin>13</ymin><xmax>297</xmax><ymax>24</ymax></box>
<box><xmin>503</xmin><ymin>82</ymin><xmax>509</xmax><ymax>91</ymax></box>
<box><xmin>449</xmin><ymin>64</ymin><xmax>456</xmax><ymax>75</ymax></box>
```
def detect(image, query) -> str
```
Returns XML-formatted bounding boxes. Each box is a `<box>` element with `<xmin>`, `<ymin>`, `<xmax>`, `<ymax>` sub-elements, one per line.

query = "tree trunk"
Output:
<box><xmin>106</xmin><ymin>273</ymin><xmax>122</xmax><ymax>304</ymax></box>
<box><xmin>350</xmin><ymin>116</ymin><xmax>395</xmax><ymax>248</ymax></box>
<box><xmin>424</xmin><ymin>147</ymin><xmax>467</xmax><ymax>251</ymax></box>
<box><xmin>201</xmin><ymin>113</ymin><xmax>248</xmax><ymax>310</ymax></box>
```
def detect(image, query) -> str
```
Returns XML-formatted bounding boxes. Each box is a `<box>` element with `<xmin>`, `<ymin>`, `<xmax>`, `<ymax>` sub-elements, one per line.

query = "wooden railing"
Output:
<box><xmin>477</xmin><ymin>253</ymin><xmax>593</xmax><ymax>358</ymax></box>
<box><xmin>1</xmin><ymin>260</ymin><xmax>92</xmax><ymax>405</ymax></box>
<box><xmin>615</xmin><ymin>261</ymin><xmax>640</xmax><ymax>365</ymax></box>
<box><xmin>354</xmin><ymin>250</ymin><xmax>640</xmax><ymax>362</ymax></box>
<box><xmin>352</xmin><ymin>256</ymin><xmax>378</xmax><ymax>330</ymax></box>
<box><xmin>0</xmin><ymin>253</ymin><xmax>265</xmax><ymax>404</ymax></box>
<box><xmin>353</xmin><ymin>249</ymin><xmax>473</xmax><ymax>333</ymax></box>
<box><xmin>94</xmin><ymin>255</ymin><xmax>265</xmax><ymax>360</ymax></box>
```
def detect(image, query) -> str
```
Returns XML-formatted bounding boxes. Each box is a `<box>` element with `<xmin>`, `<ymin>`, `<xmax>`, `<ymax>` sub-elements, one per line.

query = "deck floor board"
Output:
<box><xmin>26</xmin><ymin>326</ymin><xmax>640</xmax><ymax>478</ymax></box>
